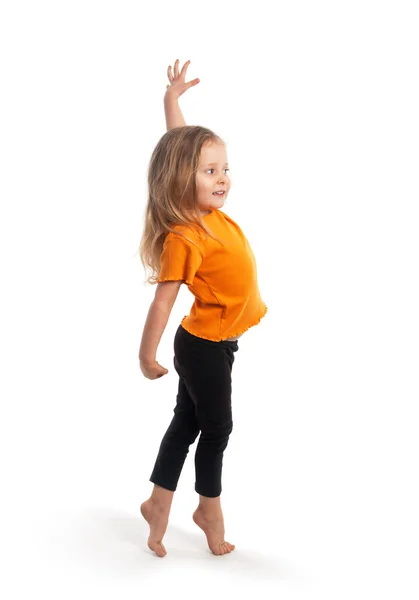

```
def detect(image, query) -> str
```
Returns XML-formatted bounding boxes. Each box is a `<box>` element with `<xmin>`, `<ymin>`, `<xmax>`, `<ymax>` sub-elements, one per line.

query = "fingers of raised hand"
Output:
<box><xmin>168</xmin><ymin>59</ymin><xmax>190</xmax><ymax>82</ymax></box>
<box><xmin>180</xmin><ymin>60</ymin><xmax>191</xmax><ymax>77</ymax></box>
<box><xmin>167</xmin><ymin>60</ymin><xmax>179</xmax><ymax>82</ymax></box>
<box><xmin>166</xmin><ymin>60</ymin><xmax>198</xmax><ymax>91</ymax></box>
<box><xmin>167</xmin><ymin>64</ymin><xmax>173</xmax><ymax>83</ymax></box>
<box><xmin>174</xmin><ymin>58</ymin><xmax>186</xmax><ymax>78</ymax></box>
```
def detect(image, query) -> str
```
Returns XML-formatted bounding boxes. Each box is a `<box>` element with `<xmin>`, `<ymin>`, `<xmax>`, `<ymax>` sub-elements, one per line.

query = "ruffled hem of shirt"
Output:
<box><xmin>156</xmin><ymin>277</ymin><xmax>193</xmax><ymax>286</ymax></box>
<box><xmin>181</xmin><ymin>303</ymin><xmax>268</xmax><ymax>342</ymax></box>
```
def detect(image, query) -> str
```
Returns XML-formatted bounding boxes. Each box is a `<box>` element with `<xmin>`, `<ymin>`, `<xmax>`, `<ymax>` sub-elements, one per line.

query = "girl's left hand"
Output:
<box><xmin>166</xmin><ymin>59</ymin><xmax>200</xmax><ymax>98</ymax></box>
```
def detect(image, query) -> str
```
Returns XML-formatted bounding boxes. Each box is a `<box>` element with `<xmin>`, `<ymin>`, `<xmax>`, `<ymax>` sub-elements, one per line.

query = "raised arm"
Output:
<box><xmin>164</xmin><ymin>91</ymin><xmax>186</xmax><ymax>130</ymax></box>
<box><xmin>164</xmin><ymin>59</ymin><xmax>200</xmax><ymax>131</ymax></box>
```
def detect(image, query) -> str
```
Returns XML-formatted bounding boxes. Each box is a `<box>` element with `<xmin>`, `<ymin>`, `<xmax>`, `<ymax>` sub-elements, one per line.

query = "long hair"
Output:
<box><xmin>138</xmin><ymin>125</ymin><xmax>228</xmax><ymax>285</ymax></box>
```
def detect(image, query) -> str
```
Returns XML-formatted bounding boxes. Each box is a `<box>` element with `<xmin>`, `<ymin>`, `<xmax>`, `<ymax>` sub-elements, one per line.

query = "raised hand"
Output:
<box><xmin>166</xmin><ymin>59</ymin><xmax>200</xmax><ymax>99</ymax></box>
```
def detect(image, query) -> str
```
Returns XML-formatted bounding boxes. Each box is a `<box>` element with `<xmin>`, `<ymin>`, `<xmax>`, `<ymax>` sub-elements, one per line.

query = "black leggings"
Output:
<box><xmin>149</xmin><ymin>324</ymin><xmax>239</xmax><ymax>498</ymax></box>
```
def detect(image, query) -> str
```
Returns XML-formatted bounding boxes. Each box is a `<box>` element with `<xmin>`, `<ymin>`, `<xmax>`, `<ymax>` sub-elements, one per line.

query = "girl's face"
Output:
<box><xmin>195</xmin><ymin>142</ymin><xmax>231</xmax><ymax>214</ymax></box>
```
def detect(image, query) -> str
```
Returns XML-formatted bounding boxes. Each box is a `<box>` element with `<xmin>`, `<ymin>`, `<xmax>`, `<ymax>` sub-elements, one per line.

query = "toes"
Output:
<box><xmin>158</xmin><ymin>544</ymin><xmax>167</xmax><ymax>557</ymax></box>
<box><xmin>212</xmin><ymin>541</ymin><xmax>235</xmax><ymax>556</ymax></box>
<box><xmin>223</xmin><ymin>542</ymin><xmax>235</xmax><ymax>553</ymax></box>
<box><xmin>155</xmin><ymin>542</ymin><xmax>167</xmax><ymax>557</ymax></box>
<box><xmin>148</xmin><ymin>540</ymin><xmax>167</xmax><ymax>557</ymax></box>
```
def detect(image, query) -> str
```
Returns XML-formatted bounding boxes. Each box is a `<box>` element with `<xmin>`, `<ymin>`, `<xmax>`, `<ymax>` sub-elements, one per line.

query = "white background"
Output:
<box><xmin>1</xmin><ymin>0</ymin><xmax>418</xmax><ymax>597</ymax></box>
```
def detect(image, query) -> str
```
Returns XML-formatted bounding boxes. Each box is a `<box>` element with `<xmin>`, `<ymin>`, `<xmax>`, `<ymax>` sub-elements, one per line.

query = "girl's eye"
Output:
<box><xmin>207</xmin><ymin>168</ymin><xmax>230</xmax><ymax>174</ymax></box>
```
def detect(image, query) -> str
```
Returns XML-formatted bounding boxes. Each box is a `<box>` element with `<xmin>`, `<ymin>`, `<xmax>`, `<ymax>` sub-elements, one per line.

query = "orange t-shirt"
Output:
<box><xmin>157</xmin><ymin>208</ymin><xmax>268</xmax><ymax>341</ymax></box>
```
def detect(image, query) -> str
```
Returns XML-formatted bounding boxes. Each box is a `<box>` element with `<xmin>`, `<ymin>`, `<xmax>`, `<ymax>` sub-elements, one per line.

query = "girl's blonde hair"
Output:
<box><xmin>138</xmin><ymin>125</ymin><xmax>228</xmax><ymax>285</ymax></box>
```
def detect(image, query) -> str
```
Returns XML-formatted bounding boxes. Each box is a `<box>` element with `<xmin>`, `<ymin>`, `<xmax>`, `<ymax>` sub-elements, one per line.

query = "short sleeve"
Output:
<box><xmin>157</xmin><ymin>234</ymin><xmax>203</xmax><ymax>286</ymax></box>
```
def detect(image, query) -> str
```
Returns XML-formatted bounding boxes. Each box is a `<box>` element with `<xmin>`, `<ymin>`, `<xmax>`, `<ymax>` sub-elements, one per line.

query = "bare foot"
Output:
<box><xmin>140</xmin><ymin>498</ymin><xmax>169</xmax><ymax>557</ymax></box>
<box><xmin>192</xmin><ymin>506</ymin><xmax>235</xmax><ymax>555</ymax></box>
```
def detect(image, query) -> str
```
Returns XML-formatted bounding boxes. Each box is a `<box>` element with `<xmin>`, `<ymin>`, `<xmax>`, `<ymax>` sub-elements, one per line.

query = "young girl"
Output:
<box><xmin>138</xmin><ymin>59</ymin><xmax>268</xmax><ymax>558</ymax></box>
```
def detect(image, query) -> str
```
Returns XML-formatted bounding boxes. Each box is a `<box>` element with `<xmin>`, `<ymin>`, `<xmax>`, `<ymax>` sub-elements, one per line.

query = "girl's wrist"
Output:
<box><xmin>164</xmin><ymin>90</ymin><xmax>186</xmax><ymax>129</ymax></box>
<box><xmin>164</xmin><ymin>88</ymin><xmax>180</xmax><ymax>103</ymax></box>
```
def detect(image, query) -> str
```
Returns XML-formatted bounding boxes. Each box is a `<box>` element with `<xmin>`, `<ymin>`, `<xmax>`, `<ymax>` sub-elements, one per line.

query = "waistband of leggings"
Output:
<box><xmin>178</xmin><ymin>324</ymin><xmax>239</xmax><ymax>348</ymax></box>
